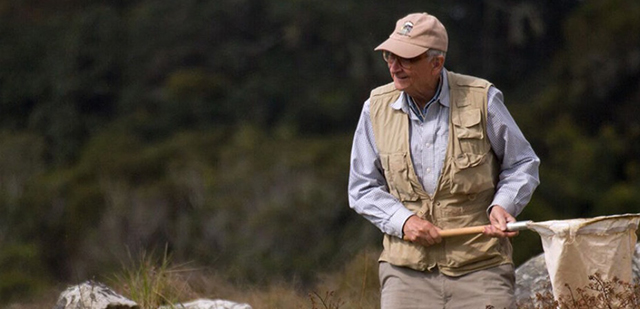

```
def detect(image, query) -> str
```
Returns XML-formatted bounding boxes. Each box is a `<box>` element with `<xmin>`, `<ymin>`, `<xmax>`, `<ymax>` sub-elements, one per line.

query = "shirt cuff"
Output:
<box><xmin>388</xmin><ymin>206</ymin><xmax>416</xmax><ymax>238</ymax></box>
<box><xmin>489</xmin><ymin>194</ymin><xmax>516</xmax><ymax>217</ymax></box>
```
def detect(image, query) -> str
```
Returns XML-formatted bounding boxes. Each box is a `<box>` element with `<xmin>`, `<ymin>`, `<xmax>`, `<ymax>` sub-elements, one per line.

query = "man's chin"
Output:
<box><xmin>393</xmin><ymin>79</ymin><xmax>409</xmax><ymax>91</ymax></box>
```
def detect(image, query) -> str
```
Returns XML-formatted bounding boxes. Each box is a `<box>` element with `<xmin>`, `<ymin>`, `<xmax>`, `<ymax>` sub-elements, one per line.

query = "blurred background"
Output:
<box><xmin>1</xmin><ymin>0</ymin><xmax>639</xmax><ymax>304</ymax></box>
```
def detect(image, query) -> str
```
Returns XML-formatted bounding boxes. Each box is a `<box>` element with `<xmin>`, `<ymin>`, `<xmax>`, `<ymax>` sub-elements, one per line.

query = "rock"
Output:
<box><xmin>514</xmin><ymin>252</ymin><xmax>552</xmax><ymax>306</ymax></box>
<box><xmin>632</xmin><ymin>242</ymin><xmax>640</xmax><ymax>280</ymax></box>
<box><xmin>53</xmin><ymin>280</ymin><xmax>139</xmax><ymax>309</ymax></box>
<box><xmin>54</xmin><ymin>281</ymin><xmax>252</xmax><ymax>309</ymax></box>
<box><xmin>515</xmin><ymin>242</ymin><xmax>640</xmax><ymax>305</ymax></box>
<box><xmin>160</xmin><ymin>299</ymin><xmax>252</xmax><ymax>309</ymax></box>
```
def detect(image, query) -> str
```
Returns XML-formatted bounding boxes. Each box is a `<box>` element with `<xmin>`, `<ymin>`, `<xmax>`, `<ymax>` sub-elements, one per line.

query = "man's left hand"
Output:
<box><xmin>484</xmin><ymin>205</ymin><xmax>519</xmax><ymax>238</ymax></box>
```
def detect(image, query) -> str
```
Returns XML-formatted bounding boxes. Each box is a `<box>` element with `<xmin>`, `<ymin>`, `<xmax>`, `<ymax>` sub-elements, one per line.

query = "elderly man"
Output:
<box><xmin>348</xmin><ymin>12</ymin><xmax>540</xmax><ymax>308</ymax></box>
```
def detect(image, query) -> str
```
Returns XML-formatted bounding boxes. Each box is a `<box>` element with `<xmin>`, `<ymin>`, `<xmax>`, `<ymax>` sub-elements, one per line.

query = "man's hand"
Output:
<box><xmin>484</xmin><ymin>205</ymin><xmax>519</xmax><ymax>238</ymax></box>
<box><xmin>402</xmin><ymin>215</ymin><xmax>442</xmax><ymax>246</ymax></box>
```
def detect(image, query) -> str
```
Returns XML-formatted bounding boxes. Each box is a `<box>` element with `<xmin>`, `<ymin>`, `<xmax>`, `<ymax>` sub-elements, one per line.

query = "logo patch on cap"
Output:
<box><xmin>398</xmin><ymin>21</ymin><xmax>414</xmax><ymax>36</ymax></box>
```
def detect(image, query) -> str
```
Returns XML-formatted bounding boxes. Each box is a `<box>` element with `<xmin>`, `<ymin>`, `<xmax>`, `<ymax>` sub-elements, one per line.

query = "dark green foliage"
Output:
<box><xmin>516</xmin><ymin>0</ymin><xmax>640</xmax><ymax>219</ymax></box>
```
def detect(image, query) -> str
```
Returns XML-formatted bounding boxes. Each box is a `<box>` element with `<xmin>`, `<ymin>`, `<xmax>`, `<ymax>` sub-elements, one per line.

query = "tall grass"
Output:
<box><xmin>110</xmin><ymin>245</ymin><xmax>198</xmax><ymax>308</ymax></box>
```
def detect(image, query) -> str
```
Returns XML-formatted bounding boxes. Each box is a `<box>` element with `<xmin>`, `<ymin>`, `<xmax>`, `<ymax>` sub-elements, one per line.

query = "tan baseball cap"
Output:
<box><xmin>375</xmin><ymin>12</ymin><xmax>448</xmax><ymax>58</ymax></box>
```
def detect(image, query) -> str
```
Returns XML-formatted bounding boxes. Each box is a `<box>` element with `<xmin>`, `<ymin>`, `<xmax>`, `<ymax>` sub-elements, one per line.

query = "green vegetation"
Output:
<box><xmin>112</xmin><ymin>245</ymin><xmax>190</xmax><ymax>308</ymax></box>
<box><xmin>1</xmin><ymin>0</ymin><xmax>640</xmax><ymax>305</ymax></box>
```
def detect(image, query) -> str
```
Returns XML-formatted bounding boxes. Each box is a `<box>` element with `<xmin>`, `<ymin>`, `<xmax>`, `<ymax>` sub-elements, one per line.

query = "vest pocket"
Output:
<box><xmin>381</xmin><ymin>152</ymin><xmax>419</xmax><ymax>202</ymax></box>
<box><xmin>452</xmin><ymin>108</ymin><xmax>485</xmax><ymax>155</ymax></box>
<box><xmin>450</xmin><ymin>107</ymin><xmax>495</xmax><ymax>195</ymax></box>
<box><xmin>381</xmin><ymin>234</ymin><xmax>430</xmax><ymax>271</ymax></box>
<box><xmin>450</xmin><ymin>153</ymin><xmax>495</xmax><ymax>194</ymax></box>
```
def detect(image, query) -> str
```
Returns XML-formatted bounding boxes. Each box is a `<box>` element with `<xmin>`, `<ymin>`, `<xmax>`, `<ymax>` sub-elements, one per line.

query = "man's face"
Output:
<box><xmin>384</xmin><ymin>51</ymin><xmax>442</xmax><ymax>100</ymax></box>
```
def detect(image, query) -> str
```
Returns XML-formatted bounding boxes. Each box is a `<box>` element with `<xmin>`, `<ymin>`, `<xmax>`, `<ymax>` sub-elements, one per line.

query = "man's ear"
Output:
<box><xmin>432</xmin><ymin>56</ymin><xmax>444</xmax><ymax>74</ymax></box>
<box><xmin>433</xmin><ymin>56</ymin><xmax>444</xmax><ymax>69</ymax></box>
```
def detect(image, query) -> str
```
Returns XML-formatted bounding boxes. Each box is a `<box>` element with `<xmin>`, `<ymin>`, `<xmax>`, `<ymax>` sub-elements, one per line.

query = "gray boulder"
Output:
<box><xmin>53</xmin><ymin>280</ymin><xmax>139</xmax><ymax>309</ymax></box>
<box><xmin>514</xmin><ymin>252</ymin><xmax>553</xmax><ymax>306</ymax></box>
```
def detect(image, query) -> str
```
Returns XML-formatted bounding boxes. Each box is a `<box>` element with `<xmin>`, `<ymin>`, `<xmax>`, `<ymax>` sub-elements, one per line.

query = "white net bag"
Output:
<box><xmin>527</xmin><ymin>213</ymin><xmax>640</xmax><ymax>301</ymax></box>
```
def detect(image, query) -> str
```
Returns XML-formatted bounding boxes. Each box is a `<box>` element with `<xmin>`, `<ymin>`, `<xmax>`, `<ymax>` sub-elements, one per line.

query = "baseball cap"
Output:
<box><xmin>375</xmin><ymin>12</ymin><xmax>448</xmax><ymax>58</ymax></box>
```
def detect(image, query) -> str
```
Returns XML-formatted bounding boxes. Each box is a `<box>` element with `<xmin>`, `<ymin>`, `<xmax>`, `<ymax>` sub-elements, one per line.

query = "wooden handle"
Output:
<box><xmin>401</xmin><ymin>221</ymin><xmax>531</xmax><ymax>240</ymax></box>
<box><xmin>403</xmin><ymin>225</ymin><xmax>486</xmax><ymax>241</ymax></box>
<box><xmin>439</xmin><ymin>225</ymin><xmax>486</xmax><ymax>237</ymax></box>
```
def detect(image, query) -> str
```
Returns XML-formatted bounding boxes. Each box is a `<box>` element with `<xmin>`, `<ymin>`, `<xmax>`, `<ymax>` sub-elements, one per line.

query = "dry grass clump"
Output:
<box><xmin>512</xmin><ymin>273</ymin><xmax>640</xmax><ymax>309</ymax></box>
<box><xmin>111</xmin><ymin>246</ymin><xmax>199</xmax><ymax>308</ymax></box>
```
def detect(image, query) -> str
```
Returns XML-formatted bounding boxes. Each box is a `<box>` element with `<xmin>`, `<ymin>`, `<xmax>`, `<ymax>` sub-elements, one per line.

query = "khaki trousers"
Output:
<box><xmin>379</xmin><ymin>262</ymin><xmax>515</xmax><ymax>309</ymax></box>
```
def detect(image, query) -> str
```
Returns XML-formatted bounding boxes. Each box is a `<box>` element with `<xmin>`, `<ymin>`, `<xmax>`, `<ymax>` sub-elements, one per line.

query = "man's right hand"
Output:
<box><xmin>402</xmin><ymin>215</ymin><xmax>442</xmax><ymax>246</ymax></box>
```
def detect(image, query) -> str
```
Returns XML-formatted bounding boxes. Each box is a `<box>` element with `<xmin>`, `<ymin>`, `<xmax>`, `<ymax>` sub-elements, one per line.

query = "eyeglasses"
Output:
<box><xmin>382</xmin><ymin>51</ymin><xmax>427</xmax><ymax>68</ymax></box>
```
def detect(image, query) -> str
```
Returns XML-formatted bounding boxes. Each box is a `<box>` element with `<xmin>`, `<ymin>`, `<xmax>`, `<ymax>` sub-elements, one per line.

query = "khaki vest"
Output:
<box><xmin>369</xmin><ymin>71</ymin><xmax>512</xmax><ymax>276</ymax></box>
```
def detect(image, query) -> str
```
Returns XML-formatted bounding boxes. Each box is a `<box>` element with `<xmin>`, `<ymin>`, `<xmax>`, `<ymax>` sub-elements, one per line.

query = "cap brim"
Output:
<box><xmin>374</xmin><ymin>37</ymin><xmax>428</xmax><ymax>59</ymax></box>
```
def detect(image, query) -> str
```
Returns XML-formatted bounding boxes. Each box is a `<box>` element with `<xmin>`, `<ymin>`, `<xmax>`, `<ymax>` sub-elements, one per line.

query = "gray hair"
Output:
<box><xmin>426</xmin><ymin>49</ymin><xmax>446</xmax><ymax>66</ymax></box>
<box><xmin>426</xmin><ymin>49</ymin><xmax>446</xmax><ymax>58</ymax></box>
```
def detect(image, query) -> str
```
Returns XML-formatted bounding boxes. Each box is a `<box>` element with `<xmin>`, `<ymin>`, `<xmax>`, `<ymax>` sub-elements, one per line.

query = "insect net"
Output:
<box><xmin>527</xmin><ymin>214</ymin><xmax>640</xmax><ymax>301</ymax></box>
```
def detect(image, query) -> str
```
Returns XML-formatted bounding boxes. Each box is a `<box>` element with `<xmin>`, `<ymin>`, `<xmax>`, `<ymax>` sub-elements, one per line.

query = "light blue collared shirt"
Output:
<box><xmin>348</xmin><ymin>69</ymin><xmax>540</xmax><ymax>238</ymax></box>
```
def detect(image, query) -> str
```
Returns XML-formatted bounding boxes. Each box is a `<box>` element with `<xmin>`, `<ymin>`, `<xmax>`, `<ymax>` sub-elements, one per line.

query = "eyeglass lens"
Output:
<box><xmin>383</xmin><ymin>51</ymin><xmax>411</xmax><ymax>68</ymax></box>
